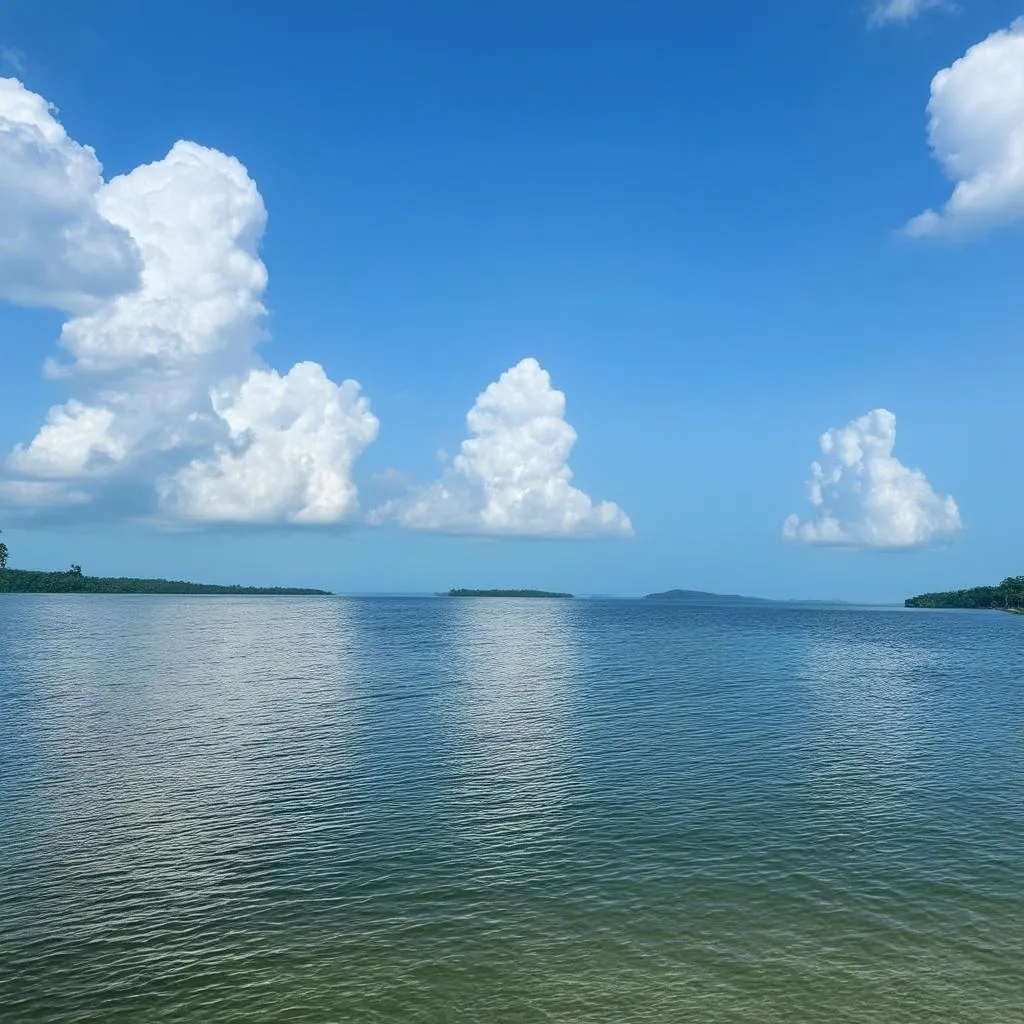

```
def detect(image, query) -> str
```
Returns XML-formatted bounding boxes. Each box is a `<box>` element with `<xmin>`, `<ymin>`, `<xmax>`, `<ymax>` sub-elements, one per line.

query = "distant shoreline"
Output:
<box><xmin>0</xmin><ymin>568</ymin><xmax>330</xmax><ymax>596</ymax></box>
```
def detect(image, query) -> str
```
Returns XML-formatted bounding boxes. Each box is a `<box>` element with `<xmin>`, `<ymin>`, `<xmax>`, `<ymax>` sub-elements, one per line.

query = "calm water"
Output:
<box><xmin>1</xmin><ymin>597</ymin><xmax>1021</xmax><ymax>1023</ymax></box>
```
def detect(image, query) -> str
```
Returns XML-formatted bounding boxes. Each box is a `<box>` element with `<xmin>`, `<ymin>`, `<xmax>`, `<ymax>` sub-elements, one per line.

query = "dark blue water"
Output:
<box><xmin>1</xmin><ymin>596</ymin><xmax>1021</xmax><ymax>1022</ymax></box>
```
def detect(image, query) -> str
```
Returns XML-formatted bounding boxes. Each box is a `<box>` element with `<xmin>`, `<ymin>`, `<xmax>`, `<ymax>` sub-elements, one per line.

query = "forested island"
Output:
<box><xmin>447</xmin><ymin>589</ymin><xmax>573</xmax><ymax>598</ymax></box>
<box><xmin>905</xmin><ymin>576</ymin><xmax>1024</xmax><ymax>610</ymax></box>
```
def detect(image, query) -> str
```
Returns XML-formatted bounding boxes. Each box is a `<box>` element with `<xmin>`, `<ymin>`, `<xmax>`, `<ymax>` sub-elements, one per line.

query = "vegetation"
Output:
<box><xmin>905</xmin><ymin>577</ymin><xmax>1024</xmax><ymax>610</ymax></box>
<box><xmin>447</xmin><ymin>588</ymin><xmax>572</xmax><ymax>598</ymax></box>
<box><xmin>0</xmin><ymin>533</ymin><xmax>328</xmax><ymax>595</ymax></box>
<box><xmin>0</xmin><ymin>568</ymin><xmax>330</xmax><ymax>595</ymax></box>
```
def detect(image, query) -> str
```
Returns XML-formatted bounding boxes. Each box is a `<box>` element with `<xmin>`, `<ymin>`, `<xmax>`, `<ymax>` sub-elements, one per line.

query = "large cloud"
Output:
<box><xmin>906</xmin><ymin>20</ymin><xmax>1024</xmax><ymax>237</ymax></box>
<box><xmin>870</xmin><ymin>0</ymin><xmax>945</xmax><ymax>26</ymax></box>
<box><xmin>374</xmin><ymin>358</ymin><xmax>632</xmax><ymax>538</ymax></box>
<box><xmin>0</xmin><ymin>77</ymin><xmax>377</xmax><ymax>525</ymax></box>
<box><xmin>783</xmin><ymin>409</ymin><xmax>961</xmax><ymax>549</ymax></box>
<box><xmin>0</xmin><ymin>77</ymin><xmax>140</xmax><ymax>311</ymax></box>
<box><xmin>52</xmin><ymin>140</ymin><xmax>268</xmax><ymax>376</ymax></box>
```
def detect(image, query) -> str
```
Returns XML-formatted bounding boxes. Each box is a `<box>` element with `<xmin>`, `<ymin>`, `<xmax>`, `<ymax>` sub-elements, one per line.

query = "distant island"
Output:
<box><xmin>905</xmin><ymin>576</ymin><xmax>1024</xmax><ymax>611</ymax></box>
<box><xmin>644</xmin><ymin>588</ymin><xmax>775</xmax><ymax>605</ymax></box>
<box><xmin>447</xmin><ymin>588</ymin><xmax>572</xmax><ymax>598</ymax></box>
<box><xmin>0</xmin><ymin>567</ymin><xmax>329</xmax><ymax>596</ymax></box>
<box><xmin>644</xmin><ymin>588</ymin><xmax>855</xmax><ymax>606</ymax></box>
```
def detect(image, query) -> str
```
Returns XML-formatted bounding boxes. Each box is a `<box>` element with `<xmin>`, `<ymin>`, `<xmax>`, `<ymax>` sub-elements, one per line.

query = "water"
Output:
<box><xmin>1</xmin><ymin>596</ymin><xmax>1021</xmax><ymax>1023</ymax></box>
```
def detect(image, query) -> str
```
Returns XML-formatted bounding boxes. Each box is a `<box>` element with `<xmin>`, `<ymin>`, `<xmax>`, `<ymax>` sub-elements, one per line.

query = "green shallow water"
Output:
<box><xmin>1</xmin><ymin>596</ymin><xmax>1021</xmax><ymax>1022</ymax></box>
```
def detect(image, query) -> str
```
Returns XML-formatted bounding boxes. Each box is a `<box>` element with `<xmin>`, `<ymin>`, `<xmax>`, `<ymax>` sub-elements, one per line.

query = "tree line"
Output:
<box><xmin>905</xmin><ymin>577</ymin><xmax>1024</xmax><ymax>609</ymax></box>
<box><xmin>0</xmin><ymin>530</ymin><xmax>328</xmax><ymax>595</ymax></box>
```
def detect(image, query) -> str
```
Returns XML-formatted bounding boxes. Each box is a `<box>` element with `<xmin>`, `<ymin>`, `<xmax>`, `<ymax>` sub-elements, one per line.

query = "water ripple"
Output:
<box><xmin>1</xmin><ymin>597</ymin><xmax>1022</xmax><ymax>1022</ymax></box>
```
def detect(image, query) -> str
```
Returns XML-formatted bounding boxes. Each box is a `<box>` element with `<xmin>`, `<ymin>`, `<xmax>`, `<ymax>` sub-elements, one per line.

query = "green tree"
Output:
<box><xmin>0</xmin><ymin>530</ymin><xmax>8</xmax><ymax>571</ymax></box>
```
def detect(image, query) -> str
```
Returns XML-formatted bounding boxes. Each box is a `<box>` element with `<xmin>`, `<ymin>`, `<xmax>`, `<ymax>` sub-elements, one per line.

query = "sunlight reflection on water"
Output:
<box><xmin>444</xmin><ymin>598</ymin><xmax>579</xmax><ymax>852</ymax></box>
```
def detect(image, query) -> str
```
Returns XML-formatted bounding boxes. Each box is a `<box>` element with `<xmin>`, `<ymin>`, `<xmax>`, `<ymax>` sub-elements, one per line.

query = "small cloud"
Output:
<box><xmin>783</xmin><ymin>408</ymin><xmax>961</xmax><ymax>550</ymax></box>
<box><xmin>373</xmin><ymin>358</ymin><xmax>633</xmax><ymax>539</ymax></box>
<box><xmin>870</xmin><ymin>0</ymin><xmax>948</xmax><ymax>26</ymax></box>
<box><xmin>371</xmin><ymin>467</ymin><xmax>416</xmax><ymax>492</ymax></box>
<box><xmin>0</xmin><ymin>48</ymin><xmax>26</xmax><ymax>74</ymax></box>
<box><xmin>904</xmin><ymin>19</ymin><xmax>1024</xmax><ymax>236</ymax></box>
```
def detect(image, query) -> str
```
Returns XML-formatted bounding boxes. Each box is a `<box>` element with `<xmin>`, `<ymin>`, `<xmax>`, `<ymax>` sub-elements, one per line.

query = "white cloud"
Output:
<box><xmin>52</xmin><ymin>139</ymin><xmax>268</xmax><ymax>376</ymax></box>
<box><xmin>9</xmin><ymin>400</ymin><xmax>127</xmax><ymax>477</ymax></box>
<box><xmin>374</xmin><ymin>358</ymin><xmax>632</xmax><ymax>538</ymax></box>
<box><xmin>0</xmin><ymin>480</ymin><xmax>90</xmax><ymax>508</ymax></box>
<box><xmin>783</xmin><ymin>408</ymin><xmax>961</xmax><ymax>549</ymax></box>
<box><xmin>0</xmin><ymin>77</ymin><xmax>141</xmax><ymax>311</ymax></box>
<box><xmin>0</xmin><ymin>48</ymin><xmax>26</xmax><ymax>75</ymax></box>
<box><xmin>906</xmin><ymin>19</ymin><xmax>1024</xmax><ymax>236</ymax></box>
<box><xmin>870</xmin><ymin>0</ymin><xmax>946</xmax><ymax>26</ymax></box>
<box><xmin>0</xmin><ymin>77</ymin><xmax>377</xmax><ymax>525</ymax></box>
<box><xmin>161</xmin><ymin>362</ymin><xmax>378</xmax><ymax>525</ymax></box>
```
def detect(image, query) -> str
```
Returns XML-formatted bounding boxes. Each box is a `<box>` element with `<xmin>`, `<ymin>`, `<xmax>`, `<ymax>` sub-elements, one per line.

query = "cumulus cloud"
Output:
<box><xmin>0</xmin><ymin>77</ymin><xmax>376</xmax><ymax>525</ymax></box>
<box><xmin>161</xmin><ymin>362</ymin><xmax>378</xmax><ymax>525</ymax></box>
<box><xmin>51</xmin><ymin>139</ymin><xmax>268</xmax><ymax>377</ymax></box>
<box><xmin>374</xmin><ymin>358</ymin><xmax>632</xmax><ymax>538</ymax></box>
<box><xmin>906</xmin><ymin>20</ymin><xmax>1024</xmax><ymax>236</ymax></box>
<box><xmin>870</xmin><ymin>0</ymin><xmax>946</xmax><ymax>26</ymax></box>
<box><xmin>783</xmin><ymin>409</ymin><xmax>961</xmax><ymax>549</ymax></box>
<box><xmin>0</xmin><ymin>77</ymin><xmax>141</xmax><ymax>311</ymax></box>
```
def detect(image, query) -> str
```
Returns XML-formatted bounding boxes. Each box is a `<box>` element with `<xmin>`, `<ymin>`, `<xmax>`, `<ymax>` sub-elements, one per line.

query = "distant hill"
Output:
<box><xmin>643</xmin><ymin>588</ymin><xmax>775</xmax><ymax>604</ymax></box>
<box><xmin>643</xmin><ymin>588</ymin><xmax>853</xmax><ymax>606</ymax></box>
<box><xmin>447</xmin><ymin>588</ymin><xmax>572</xmax><ymax>599</ymax></box>
<box><xmin>0</xmin><ymin>568</ymin><xmax>330</xmax><ymax>596</ymax></box>
<box><xmin>906</xmin><ymin>576</ymin><xmax>1024</xmax><ymax>610</ymax></box>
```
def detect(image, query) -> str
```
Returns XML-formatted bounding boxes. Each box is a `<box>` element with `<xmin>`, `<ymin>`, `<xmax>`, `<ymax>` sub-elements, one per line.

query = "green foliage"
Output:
<box><xmin>0</xmin><ymin>568</ymin><xmax>329</xmax><ymax>595</ymax></box>
<box><xmin>0</xmin><ymin>531</ymin><xmax>7</xmax><ymax>571</ymax></box>
<box><xmin>447</xmin><ymin>588</ymin><xmax>572</xmax><ymax>598</ymax></box>
<box><xmin>906</xmin><ymin>577</ymin><xmax>1024</xmax><ymax>610</ymax></box>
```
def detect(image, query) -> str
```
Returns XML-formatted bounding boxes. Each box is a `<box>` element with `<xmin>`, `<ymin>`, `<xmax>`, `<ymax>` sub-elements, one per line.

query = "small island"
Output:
<box><xmin>905</xmin><ymin>576</ymin><xmax>1024</xmax><ymax>611</ymax></box>
<box><xmin>447</xmin><ymin>589</ymin><xmax>572</xmax><ymax>599</ymax></box>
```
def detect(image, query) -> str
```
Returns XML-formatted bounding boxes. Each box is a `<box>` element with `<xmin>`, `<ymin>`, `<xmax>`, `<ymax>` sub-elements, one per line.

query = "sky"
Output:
<box><xmin>1</xmin><ymin>0</ymin><xmax>1023</xmax><ymax>601</ymax></box>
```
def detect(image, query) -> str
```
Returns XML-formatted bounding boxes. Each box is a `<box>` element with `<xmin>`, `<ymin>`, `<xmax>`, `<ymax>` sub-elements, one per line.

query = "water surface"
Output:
<box><xmin>1</xmin><ymin>597</ymin><xmax>1021</xmax><ymax>1022</ymax></box>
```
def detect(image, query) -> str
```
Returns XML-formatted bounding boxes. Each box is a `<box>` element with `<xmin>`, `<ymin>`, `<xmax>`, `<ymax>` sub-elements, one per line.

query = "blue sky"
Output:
<box><xmin>1</xmin><ymin>0</ymin><xmax>1023</xmax><ymax>601</ymax></box>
